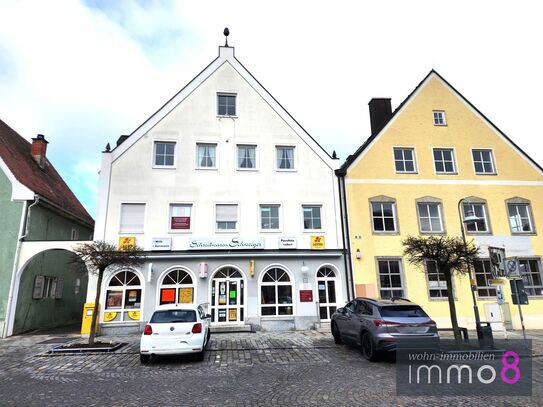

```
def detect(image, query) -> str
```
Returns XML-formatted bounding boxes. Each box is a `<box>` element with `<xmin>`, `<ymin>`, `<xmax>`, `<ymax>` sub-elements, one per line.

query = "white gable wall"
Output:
<box><xmin>102</xmin><ymin>61</ymin><xmax>341</xmax><ymax>250</ymax></box>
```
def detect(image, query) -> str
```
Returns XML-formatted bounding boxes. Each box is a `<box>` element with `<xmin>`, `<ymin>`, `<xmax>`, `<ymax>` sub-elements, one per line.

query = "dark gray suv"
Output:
<box><xmin>331</xmin><ymin>298</ymin><xmax>439</xmax><ymax>361</ymax></box>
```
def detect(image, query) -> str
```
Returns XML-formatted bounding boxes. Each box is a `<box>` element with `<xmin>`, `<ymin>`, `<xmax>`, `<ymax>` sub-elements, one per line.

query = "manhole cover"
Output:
<box><xmin>38</xmin><ymin>337</ymin><xmax>75</xmax><ymax>344</ymax></box>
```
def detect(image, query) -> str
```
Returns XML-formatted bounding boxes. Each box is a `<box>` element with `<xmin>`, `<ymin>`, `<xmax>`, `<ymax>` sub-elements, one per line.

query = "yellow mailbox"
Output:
<box><xmin>81</xmin><ymin>302</ymin><xmax>99</xmax><ymax>334</ymax></box>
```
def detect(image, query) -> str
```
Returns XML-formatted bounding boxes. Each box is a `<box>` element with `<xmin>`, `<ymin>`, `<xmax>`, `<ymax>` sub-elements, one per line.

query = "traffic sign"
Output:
<box><xmin>505</xmin><ymin>258</ymin><xmax>520</xmax><ymax>278</ymax></box>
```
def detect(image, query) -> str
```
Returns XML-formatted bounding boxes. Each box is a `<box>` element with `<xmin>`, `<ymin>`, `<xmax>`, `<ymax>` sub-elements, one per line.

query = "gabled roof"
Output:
<box><xmin>0</xmin><ymin>119</ymin><xmax>94</xmax><ymax>226</ymax></box>
<box><xmin>337</xmin><ymin>69</ymin><xmax>543</xmax><ymax>176</ymax></box>
<box><xmin>110</xmin><ymin>46</ymin><xmax>337</xmax><ymax>169</ymax></box>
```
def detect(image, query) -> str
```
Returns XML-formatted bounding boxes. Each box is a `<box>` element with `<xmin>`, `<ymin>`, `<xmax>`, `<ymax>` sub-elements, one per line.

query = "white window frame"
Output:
<box><xmin>157</xmin><ymin>267</ymin><xmax>196</xmax><ymax>307</ymax></box>
<box><xmin>301</xmin><ymin>204</ymin><xmax>324</xmax><ymax>232</ymax></box>
<box><xmin>196</xmin><ymin>142</ymin><xmax>218</xmax><ymax>170</ymax></box>
<box><xmin>463</xmin><ymin>202</ymin><xmax>490</xmax><ymax>234</ymax></box>
<box><xmin>393</xmin><ymin>147</ymin><xmax>417</xmax><ymax>174</ymax></box>
<box><xmin>217</xmin><ymin>93</ymin><xmax>237</xmax><ymax>117</ymax></box>
<box><xmin>275</xmin><ymin>145</ymin><xmax>296</xmax><ymax>172</ymax></box>
<box><xmin>518</xmin><ymin>258</ymin><xmax>543</xmax><ymax>297</ymax></box>
<box><xmin>103</xmin><ymin>270</ymin><xmax>143</xmax><ymax>323</ymax></box>
<box><xmin>376</xmin><ymin>258</ymin><xmax>406</xmax><ymax>299</ymax></box>
<box><xmin>473</xmin><ymin>259</ymin><xmax>497</xmax><ymax>299</ymax></box>
<box><xmin>259</xmin><ymin>203</ymin><xmax>281</xmax><ymax>232</ymax></box>
<box><xmin>507</xmin><ymin>201</ymin><xmax>534</xmax><ymax>234</ymax></box>
<box><xmin>471</xmin><ymin>148</ymin><xmax>497</xmax><ymax>175</ymax></box>
<box><xmin>153</xmin><ymin>140</ymin><xmax>177</xmax><ymax>169</ymax></box>
<box><xmin>215</xmin><ymin>203</ymin><xmax>239</xmax><ymax>233</ymax></box>
<box><xmin>370</xmin><ymin>201</ymin><xmax>398</xmax><ymax>233</ymax></box>
<box><xmin>119</xmin><ymin>202</ymin><xmax>146</xmax><ymax>234</ymax></box>
<box><xmin>425</xmin><ymin>260</ymin><xmax>449</xmax><ymax>299</ymax></box>
<box><xmin>417</xmin><ymin>202</ymin><xmax>444</xmax><ymax>233</ymax></box>
<box><xmin>168</xmin><ymin>203</ymin><xmax>194</xmax><ymax>233</ymax></box>
<box><xmin>432</xmin><ymin>147</ymin><xmax>457</xmax><ymax>174</ymax></box>
<box><xmin>433</xmin><ymin>110</ymin><xmax>447</xmax><ymax>126</ymax></box>
<box><xmin>259</xmin><ymin>265</ymin><xmax>295</xmax><ymax>318</ymax></box>
<box><xmin>236</xmin><ymin>144</ymin><xmax>258</xmax><ymax>171</ymax></box>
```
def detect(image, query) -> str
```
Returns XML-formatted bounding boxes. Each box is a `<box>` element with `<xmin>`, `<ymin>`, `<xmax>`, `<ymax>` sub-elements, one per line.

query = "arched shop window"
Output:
<box><xmin>104</xmin><ymin>270</ymin><xmax>142</xmax><ymax>323</ymax></box>
<box><xmin>159</xmin><ymin>269</ymin><xmax>194</xmax><ymax>305</ymax></box>
<box><xmin>260</xmin><ymin>267</ymin><xmax>293</xmax><ymax>316</ymax></box>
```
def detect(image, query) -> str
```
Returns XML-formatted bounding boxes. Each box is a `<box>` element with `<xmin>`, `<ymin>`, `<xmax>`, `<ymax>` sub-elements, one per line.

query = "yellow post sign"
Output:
<box><xmin>119</xmin><ymin>237</ymin><xmax>135</xmax><ymax>251</ymax></box>
<box><xmin>311</xmin><ymin>236</ymin><xmax>325</xmax><ymax>250</ymax></box>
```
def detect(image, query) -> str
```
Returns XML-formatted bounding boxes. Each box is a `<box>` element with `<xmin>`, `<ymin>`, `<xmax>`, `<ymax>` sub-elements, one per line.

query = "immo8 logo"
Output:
<box><xmin>409</xmin><ymin>351</ymin><xmax>521</xmax><ymax>385</ymax></box>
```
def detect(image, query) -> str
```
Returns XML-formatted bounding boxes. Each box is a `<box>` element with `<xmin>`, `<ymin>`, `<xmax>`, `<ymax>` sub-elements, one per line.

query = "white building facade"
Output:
<box><xmin>92</xmin><ymin>46</ymin><xmax>349</xmax><ymax>333</ymax></box>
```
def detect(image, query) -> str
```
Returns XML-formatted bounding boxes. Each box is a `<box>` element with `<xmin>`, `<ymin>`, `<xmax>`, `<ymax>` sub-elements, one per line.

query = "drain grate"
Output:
<box><xmin>38</xmin><ymin>337</ymin><xmax>75</xmax><ymax>344</ymax></box>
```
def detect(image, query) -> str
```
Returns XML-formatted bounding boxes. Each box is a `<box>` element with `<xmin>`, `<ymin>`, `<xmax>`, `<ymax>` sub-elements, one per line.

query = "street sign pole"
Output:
<box><xmin>511</xmin><ymin>279</ymin><xmax>527</xmax><ymax>345</ymax></box>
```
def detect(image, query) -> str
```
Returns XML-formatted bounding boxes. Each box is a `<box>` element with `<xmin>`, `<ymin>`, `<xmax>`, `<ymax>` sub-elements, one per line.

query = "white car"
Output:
<box><xmin>140</xmin><ymin>304</ymin><xmax>211</xmax><ymax>363</ymax></box>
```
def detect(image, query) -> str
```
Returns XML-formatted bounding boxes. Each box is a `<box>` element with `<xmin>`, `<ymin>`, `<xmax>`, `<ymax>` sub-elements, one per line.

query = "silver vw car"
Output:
<box><xmin>331</xmin><ymin>298</ymin><xmax>439</xmax><ymax>361</ymax></box>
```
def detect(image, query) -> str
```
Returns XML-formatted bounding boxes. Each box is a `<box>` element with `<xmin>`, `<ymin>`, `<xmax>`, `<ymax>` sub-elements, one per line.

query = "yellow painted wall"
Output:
<box><xmin>345</xmin><ymin>74</ymin><xmax>543</xmax><ymax>330</ymax></box>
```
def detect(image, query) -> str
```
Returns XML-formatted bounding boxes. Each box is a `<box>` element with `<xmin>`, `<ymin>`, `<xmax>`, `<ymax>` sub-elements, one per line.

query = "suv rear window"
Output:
<box><xmin>379</xmin><ymin>305</ymin><xmax>428</xmax><ymax>318</ymax></box>
<box><xmin>150</xmin><ymin>310</ymin><xmax>197</xmax><ymax>323</ymax></box>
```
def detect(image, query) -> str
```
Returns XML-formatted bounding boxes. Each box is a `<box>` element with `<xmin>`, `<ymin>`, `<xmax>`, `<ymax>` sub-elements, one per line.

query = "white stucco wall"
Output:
<box><xmin>100</xmin><ymin>58</ymin><xmax>341</xmax><ymax>251</ymax></box>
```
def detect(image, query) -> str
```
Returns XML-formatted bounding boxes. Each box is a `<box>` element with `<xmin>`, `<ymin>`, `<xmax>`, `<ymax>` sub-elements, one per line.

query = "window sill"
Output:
<box><xmin>474</xmin><ymin>172</ymin><xmax>497</xmax><ymax>176</ymax></box>
<box><xmin>217</xmin><ymin>115</ymin><xmax>238</xmax><ymax>119</ymax></box>
<box><xmin>433</xmin><ymin>124</ymin><xmax>447</xmax><ymax>127</ymax></box>
<box><xmin>419</xmin><ymin>231</ymin><xmax>446</xmax><ymax>235</ymax></box>
<box><xmin>275</xmin><ymin>169</ymin><xmax>297</xmax><ymax>173</ymax></box>
<box><xmin>371</xmin><ymin>231</ymin><xmax>400</xmax><ymax>236</ymax></box>
<box><xmin>395</xmin><ymin>171</ymin><xmax>418</xmax><ymax>175</ymax></box>
<box><xmin>195</xmin><ymin>167</ymin><xmax>218</xmax><ymax>171</ymax></box>
<box><xmin>303</xmin><ymin>230</ymin><xmax>325</xmax><ymax>234</ymax></box>
<box><xmin>152</xmin><ymin>166</ymin><xmax>177</xmax><ymax>170</ymax></box>
<box><xmin>511</xmin><ymin>232</ymin><xmax>536</xmax><ymax>236</ymax></box>
<box><xmin>214</xmin><ymin>230</ymin><xmax>239</xmax><ymax>234</ymax></box>
<box><xmin>237</xmin><ymin>168</ymin><xmax>258</xmax><ymax>172</ymax></box>
<box><xmin>435</xmin><ymin>172</ymin><xmax>458</xmax><ymax>175</ymax></box>
<box><xmin>260</xmin><ymin>230</ymin><xmax>282</xmax><ymax>234</ymax></box>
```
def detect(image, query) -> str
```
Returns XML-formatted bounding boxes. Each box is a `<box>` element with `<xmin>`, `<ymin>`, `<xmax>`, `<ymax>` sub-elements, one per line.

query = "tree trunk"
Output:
<box><xmin>443</xmin><ymin>266</ymin><xmax>462</xmax><ymax>347</ymax></box>
<box><xmin>88</xmin><ymin>267</ymin><xmax>104</xmax><ymax>346</ymax></box>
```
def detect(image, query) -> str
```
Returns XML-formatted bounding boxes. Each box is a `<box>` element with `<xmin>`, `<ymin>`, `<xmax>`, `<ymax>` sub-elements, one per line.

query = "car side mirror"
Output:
<box><xmin>204</xmin><ymin>314</ymin><xmax>212</xmax><ymax>319</ymax></box>
<box><xmin>337</xmin><ymin>307</ymin><xmax>345</xmax><ymax>314</ymax></box>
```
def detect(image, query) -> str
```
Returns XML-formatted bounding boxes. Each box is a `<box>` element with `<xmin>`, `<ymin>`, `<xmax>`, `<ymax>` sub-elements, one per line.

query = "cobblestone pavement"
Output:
<box><xmin>0</xmin><ymin>330</ymin><xmax>541</xmax><ymax>406</ymax></box>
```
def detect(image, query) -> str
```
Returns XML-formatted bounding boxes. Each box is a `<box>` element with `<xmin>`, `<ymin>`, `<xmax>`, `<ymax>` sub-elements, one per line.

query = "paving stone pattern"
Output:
<box><xmin>0</xmin><ymin>330</ymin><xmax>541</xmax><ymax>406</ymax></box>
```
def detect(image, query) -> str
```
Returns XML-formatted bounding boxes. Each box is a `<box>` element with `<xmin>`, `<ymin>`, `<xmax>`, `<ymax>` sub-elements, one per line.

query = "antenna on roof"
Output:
<box><xmin>223</xmin><ymin>27</ymin><xmax>230</xmax><ymax>47</ymax></box>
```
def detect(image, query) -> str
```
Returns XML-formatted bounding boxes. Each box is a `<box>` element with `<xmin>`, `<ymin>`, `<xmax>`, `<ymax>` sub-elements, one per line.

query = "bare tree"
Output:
<box><xmin>403</xmin><ymin>235</ymin><xmax>479</xmax><ymax>346</ymax></box>
<box><xmin>72</xmin><ymin>241</ymin><xmax>145</xmax><ymax>345</ymax></box>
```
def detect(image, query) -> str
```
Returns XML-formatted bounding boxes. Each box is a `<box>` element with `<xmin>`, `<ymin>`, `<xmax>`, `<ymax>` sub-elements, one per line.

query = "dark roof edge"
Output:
<box><xmin>338</xmin><ymin>70</ymin><xmax>435</xmax><ymax>173</ymax></box>
<box><xmin>111</xmin><ymin>55</ymin><xmax>222</xmax><ymax>153</ymax></box>
<box><xmin>234</xmin><ymin>56</ymin><xmax>333</xmax><ymax>160</ymax></box>
<box><xmin>38</xmin><ymin>195</ymin><xmax>95</xmax><ymax>229</ymax></box>
<box><xmin>432</xmin><ymin>70</ymin><xmax>543</xmax><ymax>174</ymax></box>
<box><xmin>339</xmin><ymin>69</ymin><xmax>543</xmax><ymax>175</ymax></box>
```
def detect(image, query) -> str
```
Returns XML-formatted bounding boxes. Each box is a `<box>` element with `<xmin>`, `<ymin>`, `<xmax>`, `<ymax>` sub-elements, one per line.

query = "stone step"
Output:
<box><xmin>315</xmin><ymin>321</ymin><xmax>331</xmax><ymax>333</ymax></box>
<box><xmin>210</xmin><ymin>324</ymin><xmax>253</xmax><ymax>334</ymax></box>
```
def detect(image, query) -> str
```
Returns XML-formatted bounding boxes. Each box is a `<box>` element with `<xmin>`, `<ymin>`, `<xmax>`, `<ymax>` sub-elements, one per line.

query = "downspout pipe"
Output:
<box><xmin>3</xmin><ymin>196</ymin><xmax>39</xmax><ymax>338</ymax></box>
<box><xmin>336</xmin><ymin>171</ymin><xmax>355</xmax><ymax>300</ymax></box>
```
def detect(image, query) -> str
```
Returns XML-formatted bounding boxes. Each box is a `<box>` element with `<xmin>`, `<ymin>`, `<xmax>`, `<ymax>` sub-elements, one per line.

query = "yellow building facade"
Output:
<box><xmin>338</xmin><ymin>71</ymin><xmax>543</xmax><ymax>330</ymax></box>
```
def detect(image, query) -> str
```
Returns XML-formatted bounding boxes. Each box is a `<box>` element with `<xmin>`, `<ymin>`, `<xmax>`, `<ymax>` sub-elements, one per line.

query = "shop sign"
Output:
<box><xmin>310</xmin><ymin>236</ymin><xmax>325</xmax><ymax>250</ymax></box>
<box><xmin>151</xmin><ymin>237</ymin><xmax>172</xmax><ymax>251</ymax></box>
<box><xmin>188</xmin><ymin>237</ymin><xmax>264</xmax><ymax>250</ymax></box>
<box><xmin>279</xmin><ymin>237</ymin><xmax>297</xmax><ymax>249</ymax></box>
<box><xmin>300</xmin><ymin>290</ymin><xmax>313</xmax><ymax>302</ymax></box>
<box><xmin>119</xmin><ymin>236</ymin><xmax>135</xmax><ymax>251</ymax></box>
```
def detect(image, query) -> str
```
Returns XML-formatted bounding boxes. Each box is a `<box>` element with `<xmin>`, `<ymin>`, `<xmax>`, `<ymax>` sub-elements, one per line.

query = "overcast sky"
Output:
<box><xmin>1</xmin><ymin>0</ymin><xmax>542</xmax><ymax>218</ymax></box>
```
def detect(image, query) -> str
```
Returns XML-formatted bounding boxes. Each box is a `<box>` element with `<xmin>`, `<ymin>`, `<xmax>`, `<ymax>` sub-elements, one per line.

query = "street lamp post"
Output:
<box><xmin>457</xmin><ymin>198</ymin><xmax>484</xmax><ymax>344</ymax></box>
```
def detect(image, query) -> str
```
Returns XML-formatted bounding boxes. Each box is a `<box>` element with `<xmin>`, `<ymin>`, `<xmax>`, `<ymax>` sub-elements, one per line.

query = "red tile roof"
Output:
<box><xmin>0</xmin><ymin>119</ymin><xmax>94</xmax><ymax>226</ymax></box>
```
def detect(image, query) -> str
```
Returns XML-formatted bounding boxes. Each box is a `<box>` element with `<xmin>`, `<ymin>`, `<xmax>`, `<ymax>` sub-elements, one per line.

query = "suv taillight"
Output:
<box><xmin>423</xmin><ymin>320</ymin><xmax>437</xmax><ymax>327</ymax></box>
<box><xmin>192</xmin><ymin>323</ymin><xmax>202</xmax><ymax>334</ymax></box>
<box><xmin>143</xmin><ymin>324</ymin><xmax>153</xmax><ymax>335</ymax></box>
<box><xmin>373</xmin><ymin>319</ymin><xmax>401</xmax><ymax>327</ymax></box>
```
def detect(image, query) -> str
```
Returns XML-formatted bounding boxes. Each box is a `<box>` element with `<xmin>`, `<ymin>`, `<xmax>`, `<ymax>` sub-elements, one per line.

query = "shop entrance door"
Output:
<box><xmin>317</xmin><ymin>267</ymin><xmax>338</xmax><ymax>321</ymax></box>
<box><xmin>211</xmin><ymin>267</ymin><xmax>244</xmax><ymax>324</ymax></box>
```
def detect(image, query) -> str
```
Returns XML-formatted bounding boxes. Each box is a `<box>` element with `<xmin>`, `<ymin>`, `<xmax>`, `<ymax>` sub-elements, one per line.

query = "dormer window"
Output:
<box><xmin>433</xmin><ymin>111</ymin><xmax>446</xmax><ymax>126</ymax></box>
<box><xmin>217</xmin><ymin>93</ymin><xmax>236</xmax><ymax>116</ymax></box>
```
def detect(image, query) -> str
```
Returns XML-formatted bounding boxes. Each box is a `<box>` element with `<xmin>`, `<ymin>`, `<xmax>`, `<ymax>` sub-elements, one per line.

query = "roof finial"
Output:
<box><xmin>223</xmin><ymin>27</ymin><xmax>230</xmax><ymax>47</ymax></box>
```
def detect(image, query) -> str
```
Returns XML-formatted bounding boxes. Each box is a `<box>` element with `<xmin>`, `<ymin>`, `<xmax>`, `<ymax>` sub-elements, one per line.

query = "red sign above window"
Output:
<box><xmin>171</xmin><ymin>216</ymin><xmax>190</xmax><ymax>230</ymax></box>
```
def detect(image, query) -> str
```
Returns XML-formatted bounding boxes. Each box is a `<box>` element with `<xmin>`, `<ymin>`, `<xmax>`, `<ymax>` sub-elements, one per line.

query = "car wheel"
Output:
<box><xmin>331</xmin><ymin>322</ymin><xmax>343</xmax><ymax>344</ymax></box>
<box><xmin>140</xmin><ymin>354</ymin><xmax>151</xmax><ymax>364</ymax></box>
<box><xmin>361</xmin><ymin>332</ymin><xmax>380</xmax><ymax>362</ymax></box>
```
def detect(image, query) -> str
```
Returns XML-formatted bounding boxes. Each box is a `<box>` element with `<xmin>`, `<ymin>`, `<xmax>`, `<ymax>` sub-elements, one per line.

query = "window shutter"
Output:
<box><xmin>216</xmin><ymin>204</ymin><xmax>237</xmax><ymax>222</ymax></box>
<box><xmin>33</xmin><ymin>275</ymin><xmax>45</xmax><ymax>299</ymax></box>
<box><xmin>55</xmin><ymin>278</ymin><xmax>64</xmax><ymax>299</ymax></box>
<box><xmin>120</xmin><ymin>203</ymin><xmax>145</xmax><ymax>232</ymax></box>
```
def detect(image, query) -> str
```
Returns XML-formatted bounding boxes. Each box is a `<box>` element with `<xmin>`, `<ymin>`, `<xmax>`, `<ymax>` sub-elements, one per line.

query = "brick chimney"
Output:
<box><xmin>368</xmin><ymin>98</ymin><xmax>392</xmax><ymax>135</ymax></box>
<box><xmin>31</xmin><ymin>134</ymin><xmax>49</xmax><ymax>169</ymax></box>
